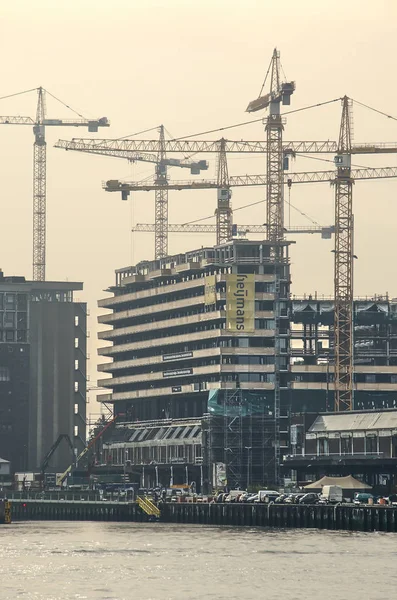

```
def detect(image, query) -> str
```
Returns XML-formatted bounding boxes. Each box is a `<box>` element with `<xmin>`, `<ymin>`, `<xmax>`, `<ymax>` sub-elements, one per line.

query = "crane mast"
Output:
<box><xmin>266</xmin><ymin>49</ymin><xmax>285</xmax><ymax>245</ymax></box>
<box><xmin>155</xmin><ymin>125</ymin><xmax>168</xmax><ymax>258</ymax></box>
<box><xmin>334</xmin><ymin>96</ymin><xmax>354</xmax><ymax>411</ymax></box>
<box><xmin>33</xmin><ymin>87</ymin><xmax>47</xmax><ymax>281</ymax></box>
<box><xmin>215</xmin><ymin>138</ymin><xmax>232</xmax><ymax>244</ymax></box>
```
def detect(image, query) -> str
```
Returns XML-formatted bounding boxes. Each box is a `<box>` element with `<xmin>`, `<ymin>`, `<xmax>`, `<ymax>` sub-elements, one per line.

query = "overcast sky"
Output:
<box><xmin>1</xmin><ymin>0</ymin><xmax>396</xmax><ymax>416</ymax></box>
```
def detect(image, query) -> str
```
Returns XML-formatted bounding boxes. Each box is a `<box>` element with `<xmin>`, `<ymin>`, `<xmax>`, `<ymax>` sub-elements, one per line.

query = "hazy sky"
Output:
<box><xmin>1</xmin><ymin>0</ymin><xmax>397</xmax><ymax>416</ymax></box>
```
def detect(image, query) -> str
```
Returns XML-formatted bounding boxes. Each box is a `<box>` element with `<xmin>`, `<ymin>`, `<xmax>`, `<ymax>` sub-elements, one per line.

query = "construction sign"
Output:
<box><xmin>204</xmin><ymin>274</ymin><xmax>217</xmax><ymax>305</ymax></box>
<box><xmin>226</xmin><ymin>273</ymin><xmax>255</xmax><ymax>332</ymax></box>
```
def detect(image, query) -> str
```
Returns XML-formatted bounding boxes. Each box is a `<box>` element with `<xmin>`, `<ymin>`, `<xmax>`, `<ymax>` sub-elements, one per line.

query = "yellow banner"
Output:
<box><xmin>226</xmin><ymin>274</ymin><xmax>255</xmax><ymax>332</ymax></box>
<box><xmin>204</xmin><ymin>274</ymin><xmax>217</xmax><ymax>305</ymax></box>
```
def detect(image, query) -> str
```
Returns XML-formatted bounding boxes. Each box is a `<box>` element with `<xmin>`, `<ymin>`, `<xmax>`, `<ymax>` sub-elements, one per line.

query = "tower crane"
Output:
<box><xmin>247</xmin><ymin>48</ymin><xmax>295</xmax><ymax>246</ymax></box>
<box><xmin>216</xmin><ymin>138</ymin><xmax>233</xmax><ymax>244</ymax></box>
<box><xmin>0</xmin><ymin>86</ymin><xmax>109</xmax><ymax>280</ymax></box>
<box><xmin>148</xmin><ymin>125</ymin><xmax>208</xmax><ymax>257</ymax></box>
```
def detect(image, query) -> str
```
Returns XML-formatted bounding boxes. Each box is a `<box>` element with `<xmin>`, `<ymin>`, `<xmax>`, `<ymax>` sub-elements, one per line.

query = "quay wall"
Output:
<box><xmin>10</xmin><ymin>500</ymin><xmax>148</xmax><ymax>522</ymax></box>
<box><xmin>8</xmin><ymin>500</ymin><xmax>397</xmax><ymax>532</ymax></box>
<box><xmin>162</xmin><ymin>502</ymin><xmax>397</xmax><ymax>532</ymax></box>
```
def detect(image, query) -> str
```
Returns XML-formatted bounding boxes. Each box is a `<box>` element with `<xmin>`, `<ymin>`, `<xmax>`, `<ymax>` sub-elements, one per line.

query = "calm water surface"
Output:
<box><xmin>0</xmin><ymin>521</ymin><xmax>396</xmax><ymax>600</ymax></box>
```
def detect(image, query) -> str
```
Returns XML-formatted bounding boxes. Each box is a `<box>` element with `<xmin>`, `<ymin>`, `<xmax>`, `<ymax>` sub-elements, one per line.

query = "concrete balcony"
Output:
<box><xmin>99</xmin><ymin>310</ymin><xmax>224</xmax><ymax>340</ymax></box>
<box><xmin>98</xmin><ymin>329</ymin><xmax>275</xmax><ymax>357</ymax></box>
<box><xmin>98</xmin><ymin>294</ymin><xmax>206</xmax><ymax>324</ymax></box>
<box><xmin>98</xmin><ymin>345</ymin><xmax>276</xmax><ymax>373</ymax></box>
<box><xmin>98</xmin><ymin>363</ymin><xmax>221</xmax><ymax>387</ymax></box>
<box><xmin>291</xmin><ymin>364</ymin><xmax>397</xmax><ymax>374</ymax></box>
<box><xmin>99</xmin><ymin>362</ymin><xmax>275</xmax><ymax>388</ymax></box>
<box><xmin>291</xmin><ymin>381</ymin><xmax>397</xmax><ymax>391</ymax></box>
<box><xmin>98</xmin><ymin>347</ymin><xmax>222</xmax><ymax>373</ymax></box>
<box><xmin>110</xmin><ymin>380</ymin><xmax>274</xmax><ymax>401</ymax></box>
<box><xmin>221</xmin><ymin>364</ymin><xmax>275</xmax><ymax>374</ymax></box>
<box><xmin>99</xmin><ymin>310</ymin><xmax>275</xmax><ymax>341</ymax></box>
<box><xmin>98</xmin><ymin>273</ymin><xmax>277</xmax><ymax>309</ymax></box>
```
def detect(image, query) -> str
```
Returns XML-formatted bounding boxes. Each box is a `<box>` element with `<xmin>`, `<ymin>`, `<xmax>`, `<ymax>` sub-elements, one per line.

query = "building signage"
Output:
<box><xmin>204</xmin><ymin>274</ymin><xmax>217</xmax><ymax>305</ymax></box>
<box><xmin>172</xmin><ymin>386</ymin><xmax>182</xmax><ymax>393</ymax></box>
<box><xmin>163</xmin><ymin>368</ymin><xmax>193</xmax><ymax>378</ymax></box>
<box><xmin>163</xmin><ymin>351</ymin><xmax>193</xmax><ymax>362</ymax></box>
<box><xmin>226</xmin><ymin>274</ymin><xmax>255</xmax><ymax>332</ymax></box>
<box><xmin>213</xmin><ymin>462</ymin><xmax>227</xmax><ymax>488</ymax></box>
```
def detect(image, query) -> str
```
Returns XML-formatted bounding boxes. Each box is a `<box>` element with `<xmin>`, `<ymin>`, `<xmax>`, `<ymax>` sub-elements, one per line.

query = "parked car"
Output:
<box><xmin>284</xmin><ymin>493</ymin><xmax>305</xmax><ymax>504</ymax></box>
<box><xmin>353</xmin><ymin>492</ymin><xmax>374</xmax><ymax>505</ymax></box>
<box><xmin>274</xmin><ymin>494</ymin><xmax>288</xmax><ymax>504</ymax></box>
<box><xmin>298</xmin><ymin>493</ymin><xmax>320</xmax><ymax>505</ymax></box>
<box><xmin>319</xmin><ymin>485</ymin><xmax>343</xmax><ymax>504</ymax></box>
<box><xmin>256</xmin><ymin>490</ymin><xmax>280</xmax><ymax>503</ymax></box>
<box><xmin>386</xmin><ymin>493</ymin><xmax>397</xmax><ymax>505</ymax></box>
<box><xmin>246</xmin><ymin>494</ymin><xmax>258</xmax><ymax>503</ymax></box>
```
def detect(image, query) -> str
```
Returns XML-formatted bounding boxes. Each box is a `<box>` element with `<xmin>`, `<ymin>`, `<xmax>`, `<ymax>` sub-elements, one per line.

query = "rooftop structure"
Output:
<box><xmin>284</xmin><ymin>409</ymin><xmax>397</xmax><ymax>493</ymax></box>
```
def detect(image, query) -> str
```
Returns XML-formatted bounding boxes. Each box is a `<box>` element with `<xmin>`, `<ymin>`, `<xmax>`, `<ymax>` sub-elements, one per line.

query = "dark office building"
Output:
<box><xmin>0</xmin><ymin>270</ymin><xmax>87</xmax><ymax>473</ymax></box>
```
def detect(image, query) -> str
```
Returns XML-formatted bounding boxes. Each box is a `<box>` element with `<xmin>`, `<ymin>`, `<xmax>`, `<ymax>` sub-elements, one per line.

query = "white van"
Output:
<box><xmin>320</xmin><ymin>485</ymin><xmax>343</xmax><ymax>504</ymax></box>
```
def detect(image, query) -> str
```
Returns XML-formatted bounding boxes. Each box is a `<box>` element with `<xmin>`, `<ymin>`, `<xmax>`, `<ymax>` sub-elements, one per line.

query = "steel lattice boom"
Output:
<box><xmin>103</xmin><ymin>166</ymin><xmax>397</xmax><ymax>192</ymax></box>
<box><xmin>132</xmin><ymin>223</ymin><xmax>335</xmax><ymax>238</ymax></box>
<box><xmin>334</xmin><ymin>96</ymin><xmax>354</xmax><ymax>411</ymax></box>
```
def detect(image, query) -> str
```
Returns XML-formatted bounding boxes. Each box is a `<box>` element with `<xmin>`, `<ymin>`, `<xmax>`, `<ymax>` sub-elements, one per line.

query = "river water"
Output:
<box><xmin>0</xmin><ymin>521</ymin><xmax>395</xmax><ymax>600</ymax></box>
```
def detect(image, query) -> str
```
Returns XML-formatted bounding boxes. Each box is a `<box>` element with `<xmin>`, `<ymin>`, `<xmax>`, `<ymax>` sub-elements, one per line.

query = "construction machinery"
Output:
<box><xmin>0</xmin><ymin>86</ymin><xmax>109</xmax><ymax>280</ymax></box>
<box><xmin>40</xmin><ymin>433</ymin><xmax>74</xmax><ymax>486</ymax></box>
<box><xmin>56</xmin><ymin>414</ymin><xmax>117</xmax><ymax>487</ymax></box>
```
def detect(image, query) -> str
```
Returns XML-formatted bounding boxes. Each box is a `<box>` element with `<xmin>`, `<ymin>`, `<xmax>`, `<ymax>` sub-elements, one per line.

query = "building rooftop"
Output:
<box><xmin>309</xmin><ymin>410</ymin><xmax>397</xmax><ymax>433</ymax></box>
<box><xmin>0</xmin><ymin>269</ymin><xmax>83</xmax><ymax>292</ymax></box>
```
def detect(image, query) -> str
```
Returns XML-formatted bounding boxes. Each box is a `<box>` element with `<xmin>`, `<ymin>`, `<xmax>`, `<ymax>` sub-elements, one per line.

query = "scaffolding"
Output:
<box><xmin>205</xmin><ymin>389</ymin><xmax>278</xmax><ymax>489</ymax></box>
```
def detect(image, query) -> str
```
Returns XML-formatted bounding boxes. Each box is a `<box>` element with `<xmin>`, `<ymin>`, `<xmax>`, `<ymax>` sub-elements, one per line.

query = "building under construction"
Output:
<box><xmin>98</xmin><ymin>238</ymin><xmax>291</xmax><ymax>490</ymax></box>
<box><xmin>97</xmin><ymin>245</ymin><xmax>397</xmax><ymax>490</ymax></box>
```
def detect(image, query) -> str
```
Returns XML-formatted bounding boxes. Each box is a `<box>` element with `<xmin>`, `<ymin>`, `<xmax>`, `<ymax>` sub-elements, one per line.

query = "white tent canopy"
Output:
<box><xmin>304</xmin><ymin>475</ymin><xmax>372</xmax><ymax>490</ymax></box>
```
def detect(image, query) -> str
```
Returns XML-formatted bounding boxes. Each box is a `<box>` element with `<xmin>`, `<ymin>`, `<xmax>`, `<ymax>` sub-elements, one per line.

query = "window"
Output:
<box><xmin>4</xmin><ymin>313</ymin><xmax>14</xmax><ymax>329</ymax></box>
<box><xmin>0</xmin><ymin>367</ymin><xmax>10</xmax><ymax>382</ymax></box>
<box><xmin>366</xmin><ymin>435</ymin><xmax>377</xmax><ymax>454</ymax></box>
<box><xmin>5</xmin><ymin>331</ymin><xmax>14</xmax><ymax>342</ymax></box>
<box><xmin>75</xmin><ymin>359</ymin><xmax>79</xmax><ymax>371</ymax></box>
<box><xmin>341</xmin><ymin>436</ymin><xmax>352</xmax><ymax>454</ymax></box>
<box><xmin>74</xmin><ymin>338</ymin><xmax>79</xmax><ymax>349</ymax></box>
<box><xmin>5</xmin><ymin>294</ymin><xmax>15</xmax><ymax>309</ymax></box>
<box><xmin>75</xmin><ymin>316</ymin><xmax>79</xmax><ymax>327</ymax></box>
<box><xmin>17</xmin><ymin>294</ymin><xmax>27</xmax><ymax>310</ymax></box>
<box><xmin>318</xmin><ymin>438</ymin><xmax>328</xmax><ymax>455</ymax></box>
<box><xmin>365</xmin><ymin>374</ymin><xmax>376</xmax><ymax>383</ymax></box>
<box><xmin>74</xmin><ymin>382</ymin><xmax>79</xmax><ymax>392</ymax></box>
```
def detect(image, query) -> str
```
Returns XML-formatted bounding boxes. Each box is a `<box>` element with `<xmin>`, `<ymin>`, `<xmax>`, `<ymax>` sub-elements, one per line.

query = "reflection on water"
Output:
<box><xmin>0</xmin><ymin>521</ymin><xmax>396</xmax><ymax>599</ymax></box>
